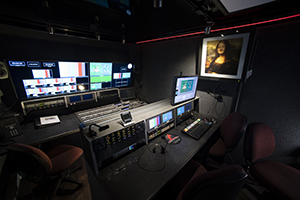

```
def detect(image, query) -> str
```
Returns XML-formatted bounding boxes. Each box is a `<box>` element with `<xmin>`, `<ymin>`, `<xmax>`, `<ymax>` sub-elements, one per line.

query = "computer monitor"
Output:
<box><xmin>171</xmin><ymin>75</ymin><xmax>198</xmax><ymax>105</ymax></box>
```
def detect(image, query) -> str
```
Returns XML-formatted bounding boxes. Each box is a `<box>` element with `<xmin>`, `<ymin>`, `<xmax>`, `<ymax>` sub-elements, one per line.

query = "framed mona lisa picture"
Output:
<box><xmin>200</xmin><ymin>33</ymin><xmax>250</xmax><ymax>80</ymax></box>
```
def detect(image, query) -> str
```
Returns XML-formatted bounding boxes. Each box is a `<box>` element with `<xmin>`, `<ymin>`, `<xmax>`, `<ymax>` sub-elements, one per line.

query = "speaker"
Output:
<box><xmin>0</xmin><ymin>62</ymin><xmax>8</xmax><ymax>79</ymax></box>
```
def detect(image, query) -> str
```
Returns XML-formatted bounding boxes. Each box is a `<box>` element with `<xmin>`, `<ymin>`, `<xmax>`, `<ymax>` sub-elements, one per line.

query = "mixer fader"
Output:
<box><xmin>76</xmin><ymin>99</ymin><xmax>147</xmax><ymax>124</ymax></box>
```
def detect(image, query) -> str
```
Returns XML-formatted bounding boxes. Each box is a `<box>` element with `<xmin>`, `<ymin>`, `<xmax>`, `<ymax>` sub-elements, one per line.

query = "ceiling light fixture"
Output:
<box><xmin>136</xmin><ymin>13</ymin><xmax>300</xmax><ymax>44</ymax></box>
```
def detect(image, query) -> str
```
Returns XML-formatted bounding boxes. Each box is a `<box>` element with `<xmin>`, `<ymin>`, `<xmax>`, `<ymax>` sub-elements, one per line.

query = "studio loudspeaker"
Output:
<box><xmin>0</xmin><ymin>62</ymin><xmax>8</xmax><ymax>79</ymax></box>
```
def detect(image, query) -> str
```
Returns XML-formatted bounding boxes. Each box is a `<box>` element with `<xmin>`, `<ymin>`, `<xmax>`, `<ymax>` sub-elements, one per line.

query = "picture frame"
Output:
<box><xmin>200</xmin><ymin>33</ymin><xmax>250</xmax><ymax>80</ymax></box>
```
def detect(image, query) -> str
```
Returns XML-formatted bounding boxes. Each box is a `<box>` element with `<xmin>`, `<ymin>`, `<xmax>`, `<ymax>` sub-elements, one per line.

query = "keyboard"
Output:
<box><xmin>181</xmin><ymin>118</ymin><xmax>212</xmax><ymax>140</ymax></box>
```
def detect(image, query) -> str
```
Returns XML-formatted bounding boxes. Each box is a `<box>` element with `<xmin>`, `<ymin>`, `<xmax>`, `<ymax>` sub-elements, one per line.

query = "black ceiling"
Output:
<box><xmin>0</xmin><ymin>0</ymin><xmax>299</xmax><ymax>43</ymax></box>
<box><xmin>138</xmin><ymin>0</ymin><xmax>300</xmax><ymax>41</ymax></box>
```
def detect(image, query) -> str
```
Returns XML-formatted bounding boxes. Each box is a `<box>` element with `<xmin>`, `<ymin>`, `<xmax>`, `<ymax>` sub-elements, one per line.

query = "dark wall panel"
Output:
<box><xmin>139</xmin><ymin>38</ymin><xmax>199</xmax><ymax>103</ymax></box>
<box><xmin>0</xmin><ymin>24</ymin><xmax>132</xmax><ymax>61</ymax></box>
<box><xmin>233</xmin><ymin>21</ymin><xmax>300</xmax><ymax>167</ymax></box>
<box><xmin>138</xmin><ymin>37</ymin><xmax>236</xmax><ymax>119</ymax></box>
<box><xmin>139</xmin><ymin>20</ymin><xmax>300</xmax><ymax>168</ymax></box>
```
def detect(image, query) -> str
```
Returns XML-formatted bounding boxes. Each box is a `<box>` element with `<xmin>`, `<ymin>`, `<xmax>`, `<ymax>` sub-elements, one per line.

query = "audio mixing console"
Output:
<box><xmin>75</xmin><ymin>99</ymin><xmax>147</xmax><ymax>124</ymax></box>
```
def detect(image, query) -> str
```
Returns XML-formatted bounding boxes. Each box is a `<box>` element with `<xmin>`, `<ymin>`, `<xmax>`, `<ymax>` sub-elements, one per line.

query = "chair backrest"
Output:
<box><xmin>220</xmin><ymin>112</ymin><xmax>247</xmax><ymax>151</ymax></box>
<box><xmin>243</xmin><ymin>123</ymin><xmax>275</xmax><ymax>163</ymax></box>
<box><xmin>6</xmin><ymin>143</ymin><xmax>52</xmax><ymax>176</ymax></box>
<box><xmin>177</xmin><ymin>165</ymin><xmax>247</xmax><ymax>200</ymax></box>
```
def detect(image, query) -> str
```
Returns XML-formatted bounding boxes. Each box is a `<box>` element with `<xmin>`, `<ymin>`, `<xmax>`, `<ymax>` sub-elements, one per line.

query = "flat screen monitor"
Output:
<box><xmin>171</xmin><ymin>75</ymin><xmax>198</xmax><ymax>106</ymax></box>
<box><xmin>185</xmin><ymin>102</ymin><xmax>192</xmax><ymax>112</ymax></box>
<box><xmin>148</xmin><ymin>116</ymin><xmax>161</xmax><ymax>130</ymax></box>
<box><xmin>7</xmin><ymin>60</ymin><xmax>134</xmax><ymax>100</ymax></box>
<box><xmin>8</xmin><ymin>60</ymin><xmax>89</xmax><ymax>99</ymax></box>
<box><xmin>177</xmin><ymin>106</ymin><xmax>185</xmax><ymax>116</ymax></box>
<box><xmin>89</xmin><ymin>62</ymin><xmax>133</xmax><ymax>91</ymax></box>
<box><xmin>162</xmin><ymin>110</ymin><xmax>173</xmax><ymax>123</ymax></box>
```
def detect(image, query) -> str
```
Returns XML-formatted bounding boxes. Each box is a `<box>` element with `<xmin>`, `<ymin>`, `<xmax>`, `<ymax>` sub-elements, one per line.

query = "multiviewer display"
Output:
<box><xmin>90</xmin><ymin>62</ymin><xmax>132</xmax><ymax>90</ymax></box>
<box><xmin>7</xmin><ymin>60</ymin><xmax>134</xmax><ymax>99</ymax></box>
<box><xmin>171</xmin><ymin>76</ymin><xmax>198</xmax><ymax>105</ymax></box>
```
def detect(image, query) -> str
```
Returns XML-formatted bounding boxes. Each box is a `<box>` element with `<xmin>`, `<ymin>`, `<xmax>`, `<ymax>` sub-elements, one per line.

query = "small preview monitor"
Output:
<box><xmin>162</xmin><ymin>110</ymin><xmax>173</xmax><ymax>123</ymax></box>
<box><xmin>171</xmin><ymin>75</ymin><xmax>198</xmax><ymax>106</ymax></box>
<box><xmin>148</xmin><ymin>116</ymin><xmax>161</xmax><ymax>130</ymax></box>
<box><xmin>177</xmin><ymin>105</ymin><xmax>185</xmax><ymax>116</ymax></box>
<box><xmin>185</xmin><ymin>102</ymin><xmax>192</xmax><ymax>112</ymax></box>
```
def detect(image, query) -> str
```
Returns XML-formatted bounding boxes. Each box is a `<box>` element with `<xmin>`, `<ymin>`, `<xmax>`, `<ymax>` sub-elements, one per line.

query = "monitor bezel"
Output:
<box><xmin>170</xmin><ymin>75</ymin><xmax>199</xmax><ymax>106</ymax></box>
<box><xmin>6</xmin><ymin>59</ymin><xmax>134</xmax><ymax>101</ymax></box>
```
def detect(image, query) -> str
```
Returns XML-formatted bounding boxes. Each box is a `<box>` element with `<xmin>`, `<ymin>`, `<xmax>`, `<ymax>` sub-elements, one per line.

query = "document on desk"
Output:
<box><xmin>40</xmin><ymin>115</ymin><xmax>60</xmax><ymax>125</ymax></box>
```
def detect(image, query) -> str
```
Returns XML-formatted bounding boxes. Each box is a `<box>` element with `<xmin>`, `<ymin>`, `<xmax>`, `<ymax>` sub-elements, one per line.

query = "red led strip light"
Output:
<box><xmin>136</xmin><ymin>13</ymin><xmax>300</xmax><ymax>44</ymax></box>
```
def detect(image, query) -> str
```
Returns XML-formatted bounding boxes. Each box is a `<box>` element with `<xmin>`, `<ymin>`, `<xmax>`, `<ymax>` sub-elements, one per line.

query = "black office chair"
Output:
<box><xmin>208</xmin><ymin>112</ymin><xmax>246</xmax><ymax>164</ymax></box>
<box><xmin>6</xmin><ymin>143</ymin><xmax>84</xmax><ymax>200</ymax></box>
<box><xmin>244</xmin><ymin>123</ymin><xmax>300</xmax><ymax>200</ymax></box>
<box><xmin>157</xmin><ymin>160</ymin><xmax>247</xmax><ymax>200</ymax></box>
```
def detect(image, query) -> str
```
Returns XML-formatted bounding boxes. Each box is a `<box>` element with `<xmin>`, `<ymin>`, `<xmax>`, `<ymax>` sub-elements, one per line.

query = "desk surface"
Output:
<box><xmin>97</xmin><ymin>113</ymin><xmax>221</xmax><ymax>200</ymax></box>
<box><xmin>0</xmin><ymin>113</ymin><xmax>81</xmax><ymax>154</ymax></box>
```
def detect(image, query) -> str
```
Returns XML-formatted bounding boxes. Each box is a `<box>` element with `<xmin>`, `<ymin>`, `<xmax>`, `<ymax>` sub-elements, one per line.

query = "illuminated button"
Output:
<box><xmin>122</xmin><ymin>129</ymin><xmax>127</xmax><ymax>139</ymax></box>
<box><xmin>111</xmin><ymin>133</ymin><xmax>116</xmax><ymax>144</ymax></box>
<box><xmin>105</xmin><ymin>135</ymin><xmax>111</xmax><ymax>145</ymax></box>
<box><xmin>117</xmin><ymin>131</ymin><xmax>122</xmax><ymax>141</ymax></box>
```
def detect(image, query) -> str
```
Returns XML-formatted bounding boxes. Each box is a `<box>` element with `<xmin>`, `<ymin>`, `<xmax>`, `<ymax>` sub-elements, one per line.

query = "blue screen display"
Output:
<box><xmin>69</xmin><ymin>95</ymin><xmax>81</xmax><ymax>103</ymax></box>
<box><xmin>162</xmin><ymin>111</ymin><xmax>173</xmax><ymax>123</ymax></box>
<box><xmin>82</xmin><ymin>93</ymin><xmax>93</xmax><ymax>100</ymax></box>
<box><xmin>177</xmin><ymin>106</ymin><xmax>185</xmax><ymax>116</ymax></box>
<box><xmin>185</xmin><ymin>102</ymin><xmax>192</xmax><ymax>112</ymax></box>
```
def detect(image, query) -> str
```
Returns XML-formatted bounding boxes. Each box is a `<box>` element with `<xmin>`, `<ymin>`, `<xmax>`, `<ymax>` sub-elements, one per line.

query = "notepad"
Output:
<box><xmin>40</xmin><ymin>115</ymin><xmax>60</xmax><ymax>125</ymax></box>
